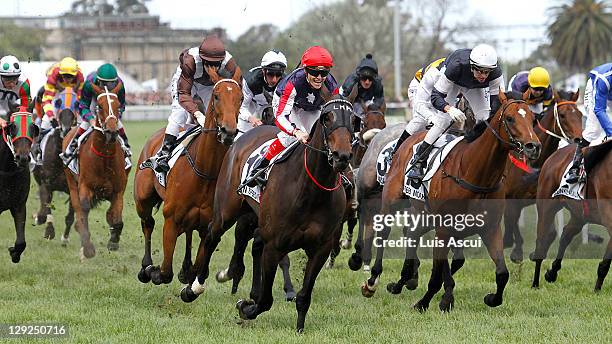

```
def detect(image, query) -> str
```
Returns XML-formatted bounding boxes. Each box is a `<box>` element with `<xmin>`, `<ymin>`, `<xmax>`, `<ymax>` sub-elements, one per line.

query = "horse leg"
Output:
<box><xmin>8</xmin><ymin>205</ymin><xmax>27</xmax><ymax>263</ymax></box>
<box><xmin>147</xmin><ymin>217</ymin><xmax>178</xmax><ymax>285</ymax></box>
<box><xmin>348</xmin><ymin>214</ymin><xmax>365</xmax><ymax>271</ymax></box>
<box><xmin>326</xmin><ymin>223</ymin><xmax>342</xmax><ymax>269</ymax></box>
<box><xmin>387</xmin><ymin>227</ymin><xmax>420</xmax><ymax>294</ymax></box>
<box><xmin>481</xmin><ymin>227</ymin><xmax>509</xmax><ymax>308</ymax></box>
<box><xmin>450</xmin><ymin>247</ymin><xmax>465</xmax><ymax>275</ymax></box>
<box><xmin>75</xmin><ymin>185</ymin><xmax>95</xmax><ymax>260</ymax></box>
<box><xmin>236</xmin><ymin>244</ymin><xmax>285</xmax><ymax>322</ymax></box>
<box><xmin>341</xmin><ymin>208</ymin><xmax>358</xmax><ymax>249</ymax></box>
<box><xmin>249</xmin><ymin>229</ymin><xmax>264</xmax><ymax>301</ymax></box>
<box><xmin>106</xmin><ymin>193</ymin><xmax>124</xmax><ymax>251</ymax></box>
<box><xmin>545</xmin><ymin>215</ymin><xmax>585</xmax><ymax>283</ymax></box>
<box><xmin>439</xmin><ymin>247</ymin><xmax>455</xmax><ymax>312</ymax></box>
<box><xmin>280</xmin><ymin>255</ymin><xmax>296</xmax><ymax>301</ymax></box>
<box><xmin>215</xmin><ymin>215</ymin><xmax>254</xmax><ymax>291</ymax></box>
<box><xmin>531</xmin><ymin>200</ymin><xmax>562</xmax><ymax>288</ymax></box>
<box><xmin>62</xmin><ymin>202</ymin><xmax>75</xmax><ymax>246</ymax></box>
<box><xmin>362</xmin><ymin>215</ymin><xmax>375</xmax><ymax>271</ymax></box>
<box><xmin>504</xmin><ymin>203</ymin><xmax>524</xmax><ymax>263</ymax></box>
<box><xmin>594</xmin><ymin>237</ymin><xmax>612</xmax><ymax>292</ymax></box>
<box><xmin>414</xmin><ymin>244</ymin><xmax>450</xmax><ymax>312</ymax></box>
<box><xmin>135</xmin><ymin>198</ymin><xmax>156</xmax><ymax>283</ymax></box>
<box><xmin>177</xmin><ymin>230</ymin><xmax>194</xmax><ymax>284</ymax></box>
<box><xmin>37</xmin><ymin>183</ymin><xmax>55</xmax><ymax>239</ymax></box>
<box><xmin>294</xmin><ymin>241</ymin><xmax>334</xmax><ymax>333</ymax></box>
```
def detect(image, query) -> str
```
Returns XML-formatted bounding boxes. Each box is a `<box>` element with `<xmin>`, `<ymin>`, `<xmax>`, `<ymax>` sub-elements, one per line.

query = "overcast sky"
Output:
<box><xmin>2</xmin><ymin>0</ymin><xmax>555</xmax><ymax>61</ymax></box>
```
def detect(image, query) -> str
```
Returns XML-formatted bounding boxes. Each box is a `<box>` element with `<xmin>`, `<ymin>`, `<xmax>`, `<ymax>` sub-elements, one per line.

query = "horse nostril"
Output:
<box><xmin>573</xmin><ymin>137</ymin><xmax>581</xmax><ymax>144</ymax></box>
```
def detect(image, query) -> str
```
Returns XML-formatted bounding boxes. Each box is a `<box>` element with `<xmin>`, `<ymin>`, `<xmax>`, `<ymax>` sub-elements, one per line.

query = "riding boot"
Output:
<box><xmin>566</xmin><ymin>139</ymin><xmax>589</xmax><ymax>183</ymax></box>
<box><xmin>118</xmin><ymin>131</ymin><xmax>132</xmax><ymax>157</ymax></box>
<box><xmin>406</xmin><ymin>142</ymin><xmax>433</xmax><ymax>181</ymax></box>
<box><xmin>32</xmin><ymin>128</ymin><xmax>51</xmax><ymax>165</ymax></box>
<box><xmin>154</xmin><ymin>134</ymin><xmax>177</xmax><ymax>173</ymax></box>
<box><xmin>60</xmin><ymin>132</ymin><xmax>81</xmax><ymax>166</ymax></box>
<box><xmin>245</xmin><ymin>156</ymin><xmax>270</xmax><ymax>187</ymax></box>
<box><xmin>386</xmin><ymin>130</ymin><xmax>411</xmax><ymax>165</ymax></box>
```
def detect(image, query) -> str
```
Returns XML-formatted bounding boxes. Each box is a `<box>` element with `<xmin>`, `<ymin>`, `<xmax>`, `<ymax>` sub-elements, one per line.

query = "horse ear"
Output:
<box><xmin>110</xmin><ymin>80</ymin><xmax>122</xmax><ymax>95</ymax></box>
<box><xmin>380</xmin><ymin>101</ymin><xmax>386</xmax><ymax>113</ymax></box>
<box><xmin>497</xmin><ymin>88</ymin><xmax>508</xmax><ymax>103</ymax></box>
<box><xmin>522</xmin><ymin>89</ymin><xmax>530</xmax><ymax>102</ymax></box>
<box><xmin>231</xmin><ymin>66</ymin><xmax>242</xmax><ymax>85</ymax></box>
<box><xmin>347</xmin><ymin>84</ymin><xmax>358</xmax><ymax>104</ymax></box>
<box><xmin>553</xmin><ymin>89</ymin><xmax>561</xmax><ymax>101</ymax></box>
<box><xmin>91</xmin><ymin>82</ymin><xmax>103</xmax><ymax>96</ymax></box>
<box><xmin>29</xmin><ymin>123</ymin><xmax>39</xmax><ymax>139</ymax></box>
<box><xmin>206</xmin><ymin>65</ymin><xmax>220</xmax><ymax>83</ymax></box>
<box><xmin>320</xmin><ymin>86</ymin><xmax>333</xmax><ymax>103</ymax></box>
<box><xmin>571</xmin><ymin>88</ymin><xmax>579</xmax><ymax>101</ymax></box>
<box><xmin>6</xmin><ymin>121</ymin><xmax>17</xmax><ymax>137</ymax></box>
<box><xmin>263</xmin><ymin>90</ymin><xmax>273</xmax><ymax>105</ymax></box>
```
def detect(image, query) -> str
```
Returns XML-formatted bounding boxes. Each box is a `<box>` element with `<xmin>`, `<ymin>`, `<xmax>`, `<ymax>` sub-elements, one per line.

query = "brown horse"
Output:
<box><xmin>362</xmin><ymin>91</ymin><xmax>541</xmax><ymax>312</ymax></box>
<box><xmin>180</xmin><ymin>92</ymin><xmax>354</xmax><ymax>332</ymax></box>
<box><xmin>33</xmin><ymin>87</ymin><xmax>78</xmax><ymax>242</ymax></box>
<box><xmin>531</xmin><ymin>140</ymin><xmax>612</xmax><ymax>291</ymax></box>
<box><xmin>134</xmin><ymin>68</ymin><xmax>242</xmax><ymax>285</ymax></box>
<box><xmin>1</xmin><ymin>111</ymin><xmax>38</xmax><ymax>262</ymax></box>
<box><xmin>503</xmin><ymin>90</ymin><xmax>583</xmax><ymax>262</ymax></box>
<box><xmin>352</xmin><ymin>103</ymin><xmax>386</xmax><ymax>167</ymax></box>
<box><xmin>63</xmin><ymin>83</ymin><xmax>129</xmax><ymax>261</ymax></box>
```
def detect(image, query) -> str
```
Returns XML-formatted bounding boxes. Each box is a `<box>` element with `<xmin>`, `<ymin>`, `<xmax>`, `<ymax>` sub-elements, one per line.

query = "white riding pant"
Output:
<box><xmin>583</xmin><ymin>78</ymin><xmax>611</xmax><ymax>144</ymax></box>
<box><xmin>165</xmin><ymin>66</ymin><xmax>213</xmax><ymax>137</ymax></box>
<box><xmin>276</xmin><ymin>107</ymin><xmax>320</xmax><ymax>147</ymax></box>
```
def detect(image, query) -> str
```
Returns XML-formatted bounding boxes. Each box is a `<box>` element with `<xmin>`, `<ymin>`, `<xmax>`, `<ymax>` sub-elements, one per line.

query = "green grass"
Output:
<box><xmin>0</xmin><ymin>121</ymin><xmax>610</xmax><ymax>343</ymax></box>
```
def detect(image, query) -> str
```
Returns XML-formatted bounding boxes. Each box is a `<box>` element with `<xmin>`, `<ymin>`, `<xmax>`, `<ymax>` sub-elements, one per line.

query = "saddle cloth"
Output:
<box><xmin>552</xmin><ymin>160</ymin><xmax>585</xmax><ymax>200</ymax></box>
<box><xmin>402</xmin><ymin>134</ymin><xmax>464</xmax><ymax>202</ymax></box>
<box><xmin>67</xmin><ymin>128</ymin><xmax>132</xmax><ymax>175</ymax></box>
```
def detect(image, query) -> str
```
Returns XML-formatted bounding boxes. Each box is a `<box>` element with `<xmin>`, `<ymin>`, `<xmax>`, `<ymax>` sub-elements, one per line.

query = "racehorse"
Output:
<box><xmin>531</xmin><ymin>139</ymin><xmax>611</xmax><ymax>291</ymax></box>
<box><xmin>63</xmin><ymin>83</ymin><xmax>129</xmax><ymax>261</ymax></box>
<box><xmin>133</xmin><ymin>67</ymin><xmax>242</xmax><ymax>285</ymax></box>
<box><xmin>361</xmin><ymin>91</ymin><xmax>540</xmax><ymax>312</ymax></box>
<box><xmin>352</xmin><ymin>103</ymin><xmax>386</xmax><ymax>167</ymax></box>
<box><xmin>180</xmin><ymin>91</ymin><xmax>354</xmax><ymax>332</ymax></box>
<box><xmin>1</xmin><ymin>110</ymin><xmax>38</xmax><ymax>262</ymax></box>
<box><xmin>503</xmin><ymin>90</ymin><xmax>583</xmax><ymax>262</ymax></box>
<box><xmin>33</xmin><ymin>87</ymin><xmax>78</xmax><ymax>242</ymax></box>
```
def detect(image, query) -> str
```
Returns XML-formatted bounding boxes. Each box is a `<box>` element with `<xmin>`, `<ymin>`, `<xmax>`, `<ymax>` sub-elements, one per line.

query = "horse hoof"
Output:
<box><xmin>177</xmin><ymin>269</ymin><xmax>194</xmax><ymax>285</ymax></box>
<box><xmin>544</xmin><ymin>269</ymin><xmax>558</xmax><ymax>283</ymax></box>
<box><xmin>236</xmin><ymin>299</ymin><xmax>256</xmax><ymax>320</ymax></box>
<box><xmin>347</xmin><ymin>254</ymin><xmax>362</xmax><ymax>271</ymax></box>
<box><xmin>413</xmin><ymin>300</ymin><xmax>428</xmax><ymax>313</ymax></box>
<box><xmin>363</xmin><ymin>265</ymin><xmax>370</xmax><ymax>273</ymax></box>
<box><xmin>439</xmin><ymin>296</ymin><xmax>454</xmax><ymax>312</ymax></box>
<box><xmin>137</xmin><ymin>267</ymin><xmax>151</xmax><ymax>283</ymax></box>
<box><xmin>82</xmin><ymin>243</ymin><xmax>96</xmax><ymax>259</ymax></box>
<box><xmin>61</xmin><ymin>235</ymin><xmax>69</xmax><ymax>247</ymax></box>
<box><xmin>8</xmin><ymin>243</ymin><xmax>26</xmax><ymax>263</ymax></box>
<box><xmin>528</xmin><ymin>252</ymin><xmax>536</xmax><ymax>261</ymax></box>
<box><xmin>180</xmin><ymin>286</ymin><xmax>199</xmax><ymax>303</ymax></box>
<box><xmin>386</xmin><ymin>282</ymin><xmax>404</xmax><ymax>295</ymax></box>
<box><xmin>361</xmin><ymin>277</ymin><xmax>378</xmax><ymax>298</ymax></box>
<box><xmin>107</xmin><ymin>240</ymin><xmax>119</xmax><ymax>251</ymax></box>
<box><xmin>341</xmin><ymin>239</ymin><xmax>352</xmax><ymax>250</ymax></box>
<box><xmin>405</xmin><ymin>278</ymin><xmax>419</xmax><ymax>290</ymax></box>
<box><xmin>44</xmin><ymin>226</ymin><xmax>55</xmax><ymax>240</ymax></box>
<box><xmin>285</xmin><ymin>290</ymin><xmax>296</xmax><ymax>302</ymax></box>
<box><xmin>483</xmin><ymin>293</ymin><xmax>503</xmax><ymax>307</ymax></box>
<box><xmin>510</xmin><ymin>249</ymin><xmax>523</xmax><ymax>264</ymax></box>
<box><xmin>531</xmin><ymin>282</ymin><xmax>540</xmax><ymax>289</ymax></box>
<box><xmin>216</xmin><ymin>268</ymin><xmax>231</xmax><ymax>283</ymax></box>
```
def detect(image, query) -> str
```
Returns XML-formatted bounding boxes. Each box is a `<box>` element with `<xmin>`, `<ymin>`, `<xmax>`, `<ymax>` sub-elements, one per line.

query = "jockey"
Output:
<box><xmin>154</xmin><ymin>35</ymin><xmax>240</xmax><ymax>173</ymax></box>
<box><xmin>508</xmin><ymin>66</ymin><xmax>553</xmax><ymax>117</ymax></box>
<box><xmin>238</xmin><ymin>50</ymin><xmax>287</xmax><ymax>136</ymax></box>
<box><xmin>245</xmin><ymin>46</ymin><xmax>339</xmax><ymax>187</ymax></box>
<box><xmin>406</xmin><ymin>44</ymin><xmax>505</xmax><ymax>182</ymax></box>
<box><xmin>407</xmin><ymin>57</ymin><xmax>446</xmax><ymax>108</ymax></box>
<box><xmin>387</xmin><ymin>57</ymin><xmax>447</xmax><ymax>162</ymax></box>
<box><xmin>339</xmin><ymin>53</ymin><xmax>384</xmax><ymax>133</ymax></box>
<box><xmin>566</xmin><ymin>62</ymin><xmax>612</xmax><ymax>183</ymax></box>
<box><xmin>0</xmin><ymin>55</ymin><xmax>31</xmax><ymax>127</ymax></box>
<box><xmin>60</xmin><ymin>63</ymin><xmax>129</xmax><ymax>164</ymax></box>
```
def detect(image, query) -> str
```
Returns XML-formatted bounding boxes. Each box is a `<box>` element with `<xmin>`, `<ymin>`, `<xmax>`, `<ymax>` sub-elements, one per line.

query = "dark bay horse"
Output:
<box><xmin>133</xmin><ymin>68</ymin><xmax>242</xmax><ymax>285</ymax></box>
<box><xmin>352</xmin><ymin>103</ymin><xmax>386</xmax><ymax>167</ymax></box>
<box><xmin>362</xmin><ymin>91</ymin><xmax>541</xmax><ymax>312</ymax></box>
<box><xmin>531</xmin><ymin>140</ymin><xmax>612</xmax><ymax>291</ymax></box>
<box><xmin>503</xmin><ymin>90</ymin><xmax>583</xmax><ymax>263</ymax></box>
<box><xmin>33</xmin><ymin>87</ymin><xmax>78</xmax><ymax>242</ymax></box>
<box><xmin>63</xmin><ymin>83</ymin><xmax>129</xmax><ymax>261</ymax></box>
<box><xmin>180</xmin><ymin>92</ymin><xmax>354</xmax><ymax>332</ymax></box>
<box><xmin>1</xmin><ymin>111</ymin><xmax>39</xmax><ymax>262</ymax></box>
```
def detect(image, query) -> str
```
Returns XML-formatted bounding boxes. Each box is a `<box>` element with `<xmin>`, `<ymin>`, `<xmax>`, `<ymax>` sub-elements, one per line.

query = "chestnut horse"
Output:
<box><xmin>33</xmin><ymin>87</ymin><xmax>78</xmax><ymax>242</ymax></box>
<box><xmin>63</xmin><ymin>83</ymin><xmax>129</xmax><ymax>261</ymax></box>
<box><xmin>531</xmin><ymin>139</ymin><xmax>612</xmax><ymax>291</ymax></box>
<box><xmin>134</xmin><ymin>68</ymin><xmax>242</xmax><ymax>285</ymax></box>
<box><xmin>1</xmin><ymin>111</ymin><xmax>38</xmax><ymax>262</ymax></box>
<box><xmin>180</xmin><ymin>92</ymin><xmax>354</xmax><ymax>332</ymax></box>
<box><xmin>362</xmin><ymin>92</ymin><xmax>541</xmax><ymax>312</ymax></box>
<box><xmin>503</xmin><ymin>90</ymin><xmax>583</xmax><ymax>262</ymax></box>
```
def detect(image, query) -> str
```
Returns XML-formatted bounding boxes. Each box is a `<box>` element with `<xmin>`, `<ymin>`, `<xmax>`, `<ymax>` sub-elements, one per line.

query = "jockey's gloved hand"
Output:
<box><xmin>447</xmin><ymin>107</ymin><xmax>466</xmax><ymax>124</ymax></box>
<box><xmin>0</xmin><ymin>117</ymin><xmax>6</xmax><ymax>128</ymax></box>
<box><xmin>294</xmin><ymin>129</ymin><xmax>309</xmax><ymax>144</ymax></box>
<box><xmin>194</xmin><ymin>111</ymin><xmax>205</xmax><ymax>127</ymax></box>
<box><xmin>248</xmin><ymin>115</ymin><xmax>262</xmax><ymax>127</ymax></box>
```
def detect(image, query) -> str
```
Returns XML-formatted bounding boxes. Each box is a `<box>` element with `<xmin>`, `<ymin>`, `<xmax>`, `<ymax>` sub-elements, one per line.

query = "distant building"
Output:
<box><xmin>0</xmin><ymin>14</ymin><xmax>227</xmax><ymax>89</ymax></box>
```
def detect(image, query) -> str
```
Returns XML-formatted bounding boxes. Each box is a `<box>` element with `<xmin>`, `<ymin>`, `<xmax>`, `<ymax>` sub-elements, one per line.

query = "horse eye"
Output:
<box><xmin>506</xmin><ymin>116</ymin><xmax>515</xmax><ymax>124</ymax></box>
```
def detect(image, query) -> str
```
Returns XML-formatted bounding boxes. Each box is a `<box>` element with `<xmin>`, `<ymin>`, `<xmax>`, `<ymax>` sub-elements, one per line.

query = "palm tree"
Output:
<box><xmin>547</xmin><ymin>0</ymin><xmax>612</xmax><ymax>72</ymax></box>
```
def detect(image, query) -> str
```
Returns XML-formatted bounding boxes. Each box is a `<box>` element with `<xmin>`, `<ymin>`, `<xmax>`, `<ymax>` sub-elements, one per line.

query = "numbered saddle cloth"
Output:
<box><xmin>67</xmin><ymin>128</ymin><xmax>132</xmax><ymax>175</ymax></box>
<box><xmin>552</xmin><ymin>160</ymin><xmax>586</xmax><ymax>200</ymax></box>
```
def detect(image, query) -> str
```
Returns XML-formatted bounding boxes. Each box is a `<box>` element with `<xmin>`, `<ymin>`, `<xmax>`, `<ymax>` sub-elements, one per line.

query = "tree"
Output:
<box><xmin>547</xmin><ymin>0</ymin><xmax>612</xmax><ymax>72</ymax></box>
<box><xmin>0</xmin><ymin>22</ymin><xmax>46</xmax><ymax>61</ymax></box>
<box><xmin>228</xmin><ymin>24</ymin><xmax>281</xmax><ymax>71</ymax></box>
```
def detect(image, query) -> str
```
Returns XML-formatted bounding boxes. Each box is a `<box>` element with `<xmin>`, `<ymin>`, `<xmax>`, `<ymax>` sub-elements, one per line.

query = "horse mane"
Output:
<box><xmin>464</xmin><ymin>120</ymin><xmax>488</xmax><ymax>143</ymax></box>
<box><xmin>584</xmin><ymin>139</ymin><xmax>612</xmax><ymax>174</ymax></box>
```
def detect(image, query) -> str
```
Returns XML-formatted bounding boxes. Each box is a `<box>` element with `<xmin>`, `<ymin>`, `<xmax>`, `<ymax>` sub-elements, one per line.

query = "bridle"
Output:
<box><xmin>535</xmin><ymin>100</ymin><xmax>576</xmax><ymax>143</ymax></box>
<box><xmin>200</xmin><ymin>78</ymin><xmax>241</xmax><ymax>143</ymax></box>
<box><xmin>304</xmin><ymin>98</ymin><xmax>354</xmax><ymax>165</ymax></box>
<box><xmin>483</xmin><ymin>99</ymin><xmax>529</xmax><ymax>156</ymax></box>
<box><xmin>94</xmin><ymin>87</ymin><xmax>119</xmax><ymax>133</ymax></box>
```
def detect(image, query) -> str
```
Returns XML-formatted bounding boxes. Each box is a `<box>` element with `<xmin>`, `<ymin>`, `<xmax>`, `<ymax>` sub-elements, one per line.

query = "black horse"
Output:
<box><xmin>1</xmin><ymin>110</ymin><xmax>39</xmax><ymax>262</ymax></box>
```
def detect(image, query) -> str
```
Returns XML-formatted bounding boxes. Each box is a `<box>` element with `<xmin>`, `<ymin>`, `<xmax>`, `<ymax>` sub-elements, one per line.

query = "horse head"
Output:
<box><xmin>495</xmin><ymin>90</ymin><xmax>541</xmax><ymax>160</ymax></box>
<box><xmin>3</xmin><ymin>112</ymin><xmax>38</xmax><ymax>167</ymax></box>
<box><xmin>548</xmin><ymin>89</ymin><xmax>583</xmax><ymax>144</ymax></box>
<box><xmin>360</xmin><ymin>102</ymin><xmax>386</xmax><ymax>144</ymax></box>
<box><xmin>318</xmin><ymin>87</ymin><xmax>354</xmax><ymax>172</ymax></box>
<box><xmin>261</xmin><ymin>90</ymin><xmax>275</xmax><ymax>126</ymax></box>
<box><xmin>56</xmin><ymin>87</ymin><xmax>78</xmax><ymax>138</ymax></box>
<box><xmin>206</xmin><ymin>66</ymin><xmax>243</xmax><ymax>145</ymax></box>
<box><xmin>91</xmin><ymin>82</ymin><xmax>122</xmax><ymax>144</ymax></box>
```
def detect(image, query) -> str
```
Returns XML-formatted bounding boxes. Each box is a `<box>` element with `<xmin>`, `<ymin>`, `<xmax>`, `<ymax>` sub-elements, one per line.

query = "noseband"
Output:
<box><xmin>536</xmin><ymin>101</ymin><xmax>576</xmax><ymax>143</ymax></box>
<box><xmin>94</xmin><ymin>87</ymin><xmax>119</xmax><ymax>133</ymax></box>
<box><xmin>305</xmin><ymin>99</ymin><xmax>354</xmax><ymax>165</ymax></box>
<box><xmin>483</xmin><ymin>99</ymin><xmax>529</xmax><ymax>155</ymax></box>
<box><xmin>201</xmin><ymin>78</ymin><xmax>241</xmax><ymax>143</ymax></box>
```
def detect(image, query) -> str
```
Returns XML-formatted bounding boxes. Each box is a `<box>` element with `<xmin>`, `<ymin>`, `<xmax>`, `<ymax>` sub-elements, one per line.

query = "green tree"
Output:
<box><xmin>228</xmin><ymin>24</ymin><xmax>281</xmax><ymax>71</ymax></box>
<box><xmin>547</xmin><ymin>0</ymin><xmax>612</xmax><ymax>72</ymax></box>
<box><xmin>0</xmin><ymin>22</ymin><xmax>46</xmax><ymax>61</ymax></box>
